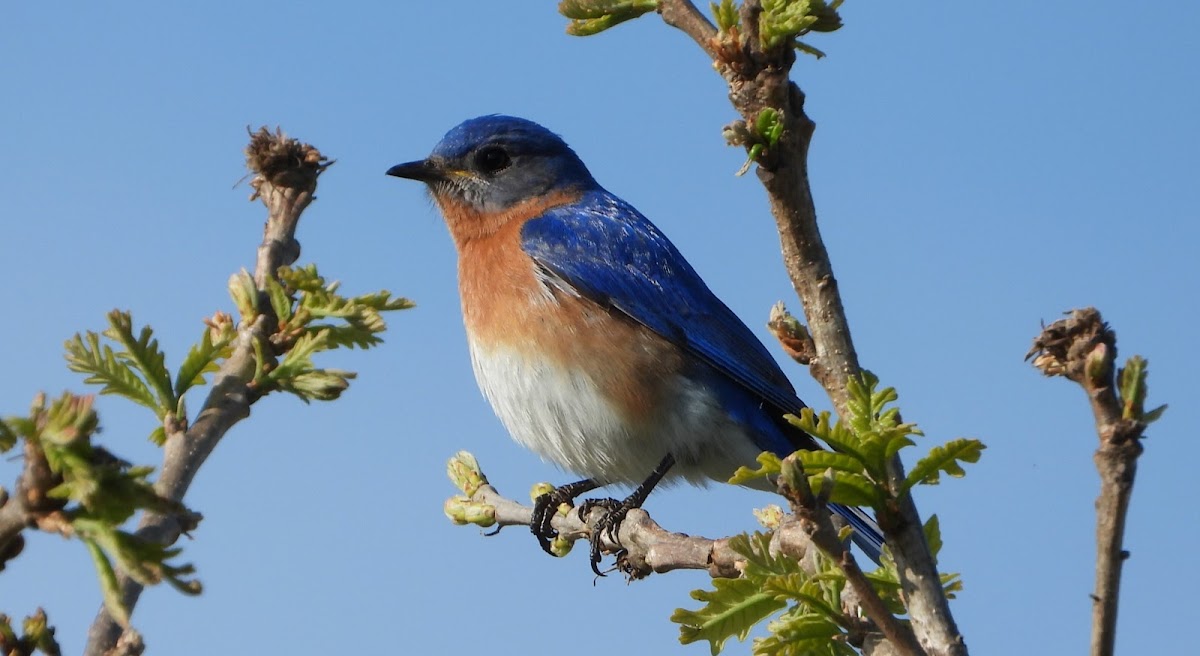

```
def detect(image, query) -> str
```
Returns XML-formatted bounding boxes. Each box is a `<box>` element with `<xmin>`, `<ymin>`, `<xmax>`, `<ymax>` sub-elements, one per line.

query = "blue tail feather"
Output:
<box><xmin>830</xmin><ymin>503</ymin><xmax>884</xmax><ymax>564</ymax></box>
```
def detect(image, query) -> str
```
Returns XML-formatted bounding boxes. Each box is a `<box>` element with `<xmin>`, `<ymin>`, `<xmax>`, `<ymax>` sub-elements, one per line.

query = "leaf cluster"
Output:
<box><xmin>760</xmin><ymin>0</ymin><xmax>844</xmax><ymax>58</ymax></box>
<box><xmin>254</xmin><ymin>264</ymin><xmax>413</xmax><ymax>402</ymax></box>
<box><xmin>733</xmin><ymin>372</ymin><xmax>985</xmax><ymax>510</ymax></box>
<box><xmin>863</xmin><ymin>515</ymin><xmax>963</xmax><ymax>615</ymax></box>
<box><xmin>1117</xmin><ymin>355</ymin><xmax>1167</xmax><ymax>425</ymax></box>
<box><xmin>723</xmin><ymin>108</ymin><xmax>787</xmax><ymax>176</ymax></box>
<box><xmin>673</xmin><ymin>519</ymin><xmax>961</xmax><ymax>655</ymax></box>
<box><xmin>0</xmin><ymin>608</ymin><xmax>61</xmax><ymax>656</ymax></box>
<box><xmin>711</xmin><ymin>372</ymin><xmax>982</xmax><ymax>653</ymax></box>
<box><xmin>711</xmin><ymin>0</ymin><xmax>740</xmax><ymax>32</ymax></box>
<box><xmin>27</xmin><ymin>263</ymin><xmax>410</xmax><ymax>630</ymax></box>
<box><xmin>65</xmin><ymin>309</ymin><xmax>234</xmax><ymax>444</ymax></box>
<box><xmin>672</xmin><ymin>532</ymin><xmax>859</xmax><ymax>656</ymax></box>
<box><xmin>1</xmin><ymin>393</ymin><xmax>199</xmax><ymax>629</ymax></box>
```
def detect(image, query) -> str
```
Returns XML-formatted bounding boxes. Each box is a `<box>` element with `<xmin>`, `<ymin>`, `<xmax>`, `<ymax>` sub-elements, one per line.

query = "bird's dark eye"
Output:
<box><xmin>474</xmin><ymin>146</ymin><xmax>511</xmax><ymax>174</ymax></box>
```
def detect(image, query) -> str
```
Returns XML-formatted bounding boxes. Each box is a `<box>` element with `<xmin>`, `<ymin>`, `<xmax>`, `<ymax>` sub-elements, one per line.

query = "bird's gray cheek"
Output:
<box><xmin>478</xmin><ymin>185</ymin><xmax>529</xmax><ymax>214</ymax></box>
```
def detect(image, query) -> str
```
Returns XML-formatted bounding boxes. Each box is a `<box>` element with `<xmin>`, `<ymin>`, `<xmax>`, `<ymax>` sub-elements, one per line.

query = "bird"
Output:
<box><xmin>387</xmin><ymin>115</ymin><xmax>883</xmax><ymax>573</ymax></box>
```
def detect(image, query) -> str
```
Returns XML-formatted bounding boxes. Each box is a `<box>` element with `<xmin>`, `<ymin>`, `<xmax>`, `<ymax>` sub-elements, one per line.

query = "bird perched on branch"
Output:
<box><xmin>388</xmin><ymin>115</ymin><xmax>883</xmax><ymax>573</ymax></box>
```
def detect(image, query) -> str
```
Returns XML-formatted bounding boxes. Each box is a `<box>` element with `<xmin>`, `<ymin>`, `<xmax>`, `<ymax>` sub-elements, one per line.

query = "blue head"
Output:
<box><xmin>387</xmin><ymin>115</ymin><xmax>598</xmax><ymax>214</ymax></box>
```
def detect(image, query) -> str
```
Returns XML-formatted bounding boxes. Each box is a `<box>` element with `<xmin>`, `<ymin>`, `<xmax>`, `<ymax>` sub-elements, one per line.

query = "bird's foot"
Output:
<box><xmin>530</xmin><ymin>479</ymin><xmax>599</xmax><ymax>555</ymax></box>
<box><xmin>577</xmin><ymin>497</ymin><xmax>634</xmax><ymax>576</ymax></box>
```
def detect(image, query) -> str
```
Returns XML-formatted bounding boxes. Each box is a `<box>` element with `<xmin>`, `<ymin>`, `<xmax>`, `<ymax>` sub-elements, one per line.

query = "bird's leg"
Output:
<box><xmin>579</xmin><ymin>454</ymin><xmax>676</xmax><ymax>576</ymax></box>
<box><xmin>531</xmin><ymin>478</ymin><xmax>602</xmax><ymax>554</ymax></box>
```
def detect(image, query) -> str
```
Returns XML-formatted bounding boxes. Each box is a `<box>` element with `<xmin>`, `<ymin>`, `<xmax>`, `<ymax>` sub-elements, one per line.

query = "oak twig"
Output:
<box><xmin>0</xmin><ymin>440</ymin><xmax>62</xmax><ymax>572</ymax></box>
<box><xmin>83</xmin><ymin>129</ymin><xmax>331</xmax><ymax>655</ymax></box>
<box><xmin>779</xmin><ymin>462</ymin><xmax>923</xmax><ymax>656</ymax></box>
<box><xmin>1028</xmin><ymin>308</ymin><xmax>1151</xmax><ymax>656</ymax></box>
<box><xmin>654</xmin><ymin>2</ymin><xmax>965</xmax><ymax>654</ymax></box>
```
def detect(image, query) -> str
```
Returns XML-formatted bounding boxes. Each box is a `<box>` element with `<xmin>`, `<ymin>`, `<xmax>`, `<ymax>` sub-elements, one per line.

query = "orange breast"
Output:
<box><xmin>451</xmin><ymin>199</ymin><xmax>686</xmax><ymax>425</ymax></box>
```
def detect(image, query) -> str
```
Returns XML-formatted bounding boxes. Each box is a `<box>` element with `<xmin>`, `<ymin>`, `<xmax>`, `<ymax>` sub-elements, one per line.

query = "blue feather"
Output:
<box><xmin>521</xmin><ymin>189</ymin><xmax>885</xmax><ymax>562</ymax></box>
<box><xmin>522</xmin><ymin>190</ymin><xmax>807</xmax><ymax>426</ymax></box>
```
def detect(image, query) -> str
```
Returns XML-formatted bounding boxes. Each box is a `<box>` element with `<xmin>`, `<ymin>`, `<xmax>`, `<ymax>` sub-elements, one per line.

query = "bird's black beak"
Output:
<box><xmin>386</xmin><ymin>159</ymin><xmax>442</xmax><ymax>183</ymax></box>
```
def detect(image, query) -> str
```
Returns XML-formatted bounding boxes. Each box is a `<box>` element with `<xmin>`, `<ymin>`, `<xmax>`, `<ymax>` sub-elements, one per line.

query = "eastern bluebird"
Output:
<box><xmin>388</xmin><ymin>115</ymin><xmax>883</xmax><ymax>572</ymax></box>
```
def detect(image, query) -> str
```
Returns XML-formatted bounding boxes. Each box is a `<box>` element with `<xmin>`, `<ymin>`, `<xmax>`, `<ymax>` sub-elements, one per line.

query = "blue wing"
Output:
<box><xmin>521</xmin><ymin>189</ymin><xmax>810</xmax><ymax>435</ymax></box>
<box><xmin>522</xmin><ymin>189</ymin><xmax>884</xmax><ymax>562</ymax></box>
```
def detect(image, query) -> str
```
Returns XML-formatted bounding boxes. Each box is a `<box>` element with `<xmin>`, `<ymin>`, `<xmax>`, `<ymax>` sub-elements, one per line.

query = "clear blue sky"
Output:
<box><xmin>2</xmin><ymin>2</ymin><xmax>1196</xmax><ymax>654</ymax></box>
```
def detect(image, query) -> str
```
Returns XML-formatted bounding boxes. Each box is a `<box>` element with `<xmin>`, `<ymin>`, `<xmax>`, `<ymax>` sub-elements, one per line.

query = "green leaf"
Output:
<box><xmin>1143</xmin><ymin>404</ymin><xmax>1167</xmax><ymax>424</ymax></box>
<box><xmin>761</xmin><ymin>575</ymin><xmax>843</xmax><ymax>622</ymax></box>
<box><xmin>787</xmin><ymin>409</ymin><xmax>869</xmax><ymax>467</ymax></box>
<box><xmin>0</xmin><ymin>614</ymin><xmax>16</xmax><ymax>646</ymax></box>
<box><xmin>1118</xmin><ymin>355</ymin><xmax>1165</xmax><ymax>424</ymax></box>
<box><xmin>941</xmin><ymin>572</ymin><xmax>963</xmax><ymax>598</ymax></box>
<box><xmin>759</xmin><ymin>0</ymin><xmax>843</xmax><ymax>55</ymax></box>
<box><xmin>0</xmin><ymin>418</ymin><xmax>17</xmax><ymax>453</ymax></box>
<box><xmin>281</xmin><ymin>369</ymin><xmax>356</xmax><ymax>402</ymax></box>
<box><xmin>103</xmin><ymin>310</ymin><xmax>175</xmax><ymax>412</ymax></box>
<box><xmin>559</xmin><ymin>0</ymin><xmax>658</xmax><ymax>36</ymax></box>
<box><xmin>729</xmin><ymin>452</ymin><xmax>782</xmax><ymax>485</ymax></box>
<box><xmin>269</xmin><ymin>330</ymin><xmax>329</xmax><ymax>380</ymax></box>
<box><xmin>1117</xmin><ymin>355</ymin><xmax>1148</xmax><ymax>420</ymax></box>
<box><xmin>793</xmin><ymin>40</ymin><xmax>829</xmax><ymax>59</ymax></box>
<box><xmin>174</xmin><ymin>323</ymin><xmax>234</xmax><ymax>397</ymax></box>
<box><xmin>75</xmin><ymin>519</ymin><xmax>200</xmax><ymax>594</ymax></box>
<box><xmin>903</xmin><ymin>438</ymin><xmax>985</xmax><ymax>492</ymax></box>
<box><xmin>19</xmin><ymin>607</ymin><xmax>62</xmax><ymax>656</ymax></box>
<box><xmin>309</xmin><ymin>323</ymin><xmax>385</xmax><ymax>350</ymax></box>
<box><xmin>793</xmin><ymin>450</ymin><xmax>866</xmax><ymax>476</ymax></box>
<box><xmin>923</xmin><ymin>514</ymin><xmax>943</xmax><ymax>561</ymax></box>
<box><xmin>83</xmin><ymin>538</ymin><xmax>130</xmax><ymax>629</ymax></box>
<box><xmin>265</xmin><ymin>276</ymin><xmax>294</xmax><ymax>326</ymax></box>
<box><xmin>673</xmin><ymin>578</ymin><xmax>787</xmax><ymax>655</ymax></box>
<box><xmin>862</xmin><ymin>569</ymin><xmax>906</xmax><ymax>616</ymax></box>
<box><xmin>279</xmin><ymin>265</ymin><xmax>412</xmax><ymax>352</ymax></box>
<box><xmin>711</xmin><ymin>0</ymin><xmax>739</xmax><ymax>31</ymax></box>
<box><xmin>808</xmin><ymin>470</ymin><xmax>883</xmax><ymax>509</ymax></box>
<box><xmin>754</xmin><ymin>108</ymin><xmax>782</xmax><ymax>145</ymax></box>
<box><xmin>228</xmin><ymin>269</ymin><xmax>259</xmax><ymax>319</ymax></box>
<box><xmin>65</xmin><ymin>332</ymin><xmax>159</xmax><ymax>414</ymax></box>
<box><xmin>730</xmin><ymin>531</ymin><xmax>797</xmax><ymax>576</ymax></box>
<box><xmin>755</xmin><ymin>611</ymin><xmax>854</xmax><ymax>656</ymax></box>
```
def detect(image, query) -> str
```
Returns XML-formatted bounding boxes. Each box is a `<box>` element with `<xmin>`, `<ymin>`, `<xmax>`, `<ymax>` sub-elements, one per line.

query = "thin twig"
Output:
<box><xmin>780</xmin><ymin>463</ymin><xmax>924</xmax><ymax>656</ymax></box>
<box><xmin>83</xmin><ymin>129</ymin><xmax>330</xmax><ymax>655</ymax></box>
<box><xmin>1028</xmin><ymin>308</ymin><xmax>1147</xmax><ymax>656</ymax></box>
<box><xmin>0</xmin><ymin>449</ymin><xmax>51</xmax><ymax>572</ymax></box>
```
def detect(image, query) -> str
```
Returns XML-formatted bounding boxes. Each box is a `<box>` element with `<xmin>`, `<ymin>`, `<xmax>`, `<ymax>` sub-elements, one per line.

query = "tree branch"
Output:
<box><xmin>0</xmin><ymin>439</ymin><xmax>61</xmax><ymax>572</ymax></box>
<box><xmin>466</xmin><ymin>480</ymin><xmax>746</xmax><ymax>579</ymax></box>
<box><xmin>652</xmin><ymin>3</ymin><xmax>967</xmax><ymax>654</ymax></box>
<box><xmin>1027</xmin><ymin>308</ymin><xmax>1149</xmax><ymax>656</ymax></box>
<box><xmin>778</xmin><ymin>460</ymin><xmax>924</xmax><ymax>656</ymax></box>
<box><xmin>449</xmin><ymin>454</ymin><xmax>921</xmax><ymax>653</ymax></box>
<box><xmin>84</xmin><ymin>128</ymin><xmax>331</xmax><ymax>656</ymax></box>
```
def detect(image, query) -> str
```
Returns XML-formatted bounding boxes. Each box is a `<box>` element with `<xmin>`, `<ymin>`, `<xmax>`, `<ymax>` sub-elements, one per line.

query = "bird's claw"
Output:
<box><xmin>530</xmin><ymin>488</ymin><xmax>575</xmax><ymax>554</ymax></box>
<box><xmin>578</xmin><ymin>497</ymin><xmax>629</xmax><ymax>576</ymax></box>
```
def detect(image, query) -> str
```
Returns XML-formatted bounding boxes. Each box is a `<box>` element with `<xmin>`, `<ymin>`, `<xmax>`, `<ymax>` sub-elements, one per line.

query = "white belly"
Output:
<box><xmin>467</xmin><ymin>340</ymin><xmax>765</xmax><ymax>487</ymax></box>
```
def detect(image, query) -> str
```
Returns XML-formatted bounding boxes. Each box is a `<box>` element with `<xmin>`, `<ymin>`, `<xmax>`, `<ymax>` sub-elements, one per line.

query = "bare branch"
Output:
<box><xmin>1028</xmin><ymin>308</ymin><xmax>1148</xmax><ymax>656</ymax></box>
<box><xmin>470</xmin><ymin>482</ymin><xmax>747</xmax><ymax>579</ymax></box>
<box><xmin>657</xmin><ymin>0</ymin><xmax>720</xmax><ymax>59</ymax></box>
<box><xmin>18</xmin><ymin>439</ymin><xmax>60</xmax><ymax>516</ymax></box>
<box><xmin>0</xmin><ymin>435</ymin><xmax>63</xmax><ymax>572</ymax></box>
<box><xmin>83</xmin><ymin>129</ymin><xmax>331</xmax><ymax>656</ymax></box>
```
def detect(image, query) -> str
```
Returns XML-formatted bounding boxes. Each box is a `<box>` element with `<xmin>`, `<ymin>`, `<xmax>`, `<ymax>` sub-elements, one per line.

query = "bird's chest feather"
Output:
<box><xmin>454</xmin><ymin>222</ymin><xmax>703</xmax><ymax>482</ymax></box>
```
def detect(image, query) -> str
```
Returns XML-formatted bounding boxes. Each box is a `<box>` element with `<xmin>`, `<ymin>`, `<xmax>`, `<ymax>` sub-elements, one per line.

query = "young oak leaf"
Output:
<box><xmin>672</xmin><ymin>578</ymin><xmax>787</xmax><ymax>656</ymax></box>
<box><xmin>902</xmin><ymin>438</ymin><xmax>985</xmax><ymax>493</ymax></box>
